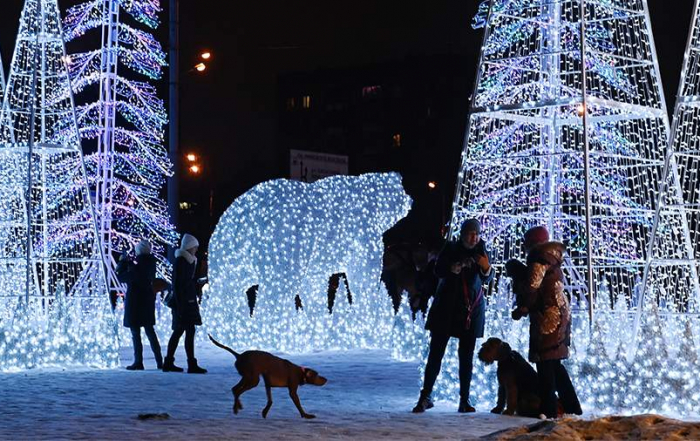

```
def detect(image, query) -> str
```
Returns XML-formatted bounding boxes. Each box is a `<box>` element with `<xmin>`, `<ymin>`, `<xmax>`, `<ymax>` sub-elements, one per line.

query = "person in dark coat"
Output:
<box><xmin>163</xmin><ymin>233</ymin><xmax>207</xmax><ymax>374</ymax></box>
<box><xmin>510</xmin><ymin>226</ymin><xmax>582</xmax><ymax>418</ymax></box>
<box><xmin>116</xmin><ymin>239</ymin><xmax>163</xmax><ymax>370</ymax></box>
<box><xmin>412</xmin><ymin>219</ymin><xmax>494</xmax><ymax>413</ymax></box>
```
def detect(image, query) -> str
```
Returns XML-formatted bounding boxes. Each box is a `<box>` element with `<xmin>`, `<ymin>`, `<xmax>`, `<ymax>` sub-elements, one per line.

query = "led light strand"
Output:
<box><xmin>203</xmin><ymin>173</ymin><xmax>412</xmax><ymax>353</ymax></box>
<box><xmin>63</xmin><ymin>0</ymin><xmax>175</xmax><ymax>290</ymax></box>
<box><xmin>0</xmin><ymin>0</ymin><xmax>118</xmax><ymax>372</ymax></box>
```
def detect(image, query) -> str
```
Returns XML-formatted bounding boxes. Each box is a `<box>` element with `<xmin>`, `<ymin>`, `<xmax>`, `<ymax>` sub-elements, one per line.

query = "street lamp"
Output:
<box><xmin>168</xmin><ymin>0</ymin><xmax>215</xmax><ymax>242</ymax></box>
<box><xmin>189</xmin><ymin>164</ymin><xmax>201</xmax><ymax>174</ymax></box>
<box><xmin>186</xmin><ymin>153</ymin><xmax>197</xmax><ymax>162</ymax></box>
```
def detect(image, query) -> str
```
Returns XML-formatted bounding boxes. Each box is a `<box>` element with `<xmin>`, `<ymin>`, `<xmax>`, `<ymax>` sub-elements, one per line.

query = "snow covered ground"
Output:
<box><xmin>3</xmin><ymin>345</ymin><xmax>535</xmax><ymax>440</ymax></box>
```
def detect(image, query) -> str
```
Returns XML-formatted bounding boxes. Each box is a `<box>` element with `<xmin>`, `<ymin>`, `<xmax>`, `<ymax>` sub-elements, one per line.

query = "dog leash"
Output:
<box><xmin>462</xmin><ymin>273</ymin><xmax>485</xmax><ymax>330</ymax></box>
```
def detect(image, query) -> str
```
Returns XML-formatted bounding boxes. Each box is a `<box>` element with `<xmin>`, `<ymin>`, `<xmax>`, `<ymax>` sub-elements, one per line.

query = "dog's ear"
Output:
<box><xmin>499</xmin><ymin>341</ymin><xmax>512</xmax><ymax>358</ymax></box>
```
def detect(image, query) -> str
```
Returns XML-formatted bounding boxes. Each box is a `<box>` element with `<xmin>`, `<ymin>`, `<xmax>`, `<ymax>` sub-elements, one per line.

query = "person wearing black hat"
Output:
<box><xmin>116</xmin><ymin>239</ymin><xmax>162</xmax><ymax>370</ymax></box>
<box><xmin>412</xmin><ymin>218</ymin><xmax>494</xmax><ymax>413</ymax></box>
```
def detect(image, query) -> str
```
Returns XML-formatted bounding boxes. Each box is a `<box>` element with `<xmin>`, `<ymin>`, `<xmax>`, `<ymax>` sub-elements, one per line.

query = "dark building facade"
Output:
<box><xmin>277</xmin><ymin>54</ymin><xmax>473</xmax><ymax>244</ymax></box>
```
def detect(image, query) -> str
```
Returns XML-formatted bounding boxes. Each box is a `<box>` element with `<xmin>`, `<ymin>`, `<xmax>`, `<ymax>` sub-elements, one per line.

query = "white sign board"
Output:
<box><xmin>290</xmin><ymin>149</ymin><xmax>349</xmax><ymax>182</ymax></box>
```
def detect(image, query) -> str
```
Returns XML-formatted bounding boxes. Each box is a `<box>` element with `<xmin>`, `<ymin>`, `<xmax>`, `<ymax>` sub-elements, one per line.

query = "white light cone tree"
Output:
<box><xmin>630</xmin><ymin>0</ymin><xmax>700</xmax><ymax>346</ymax></box>
<box><xmin>393</xmin><ymin>0</ymin><xmax>700</xmax><ymax>415</ymax></box>
<box><xmin>0</xmin><ymin>0</ymin><xmax>118</xmax><ymax>371</ymax></box>
<box><xmin>453</xmin><ymin>0</ymin><xmax>696</xmax><ymax>325</ymax></box>
<box><xmin>62</xmin><ymin>0</ymin><xmax>174</xmax><ymax>290</ymax></box>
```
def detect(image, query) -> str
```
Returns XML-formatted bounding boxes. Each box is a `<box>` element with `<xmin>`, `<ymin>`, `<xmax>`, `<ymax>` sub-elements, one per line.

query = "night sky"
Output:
<box><xmin>0</xmin><ymin>0</ymin><xmax>695</xmax><ymax>240</ymax></box>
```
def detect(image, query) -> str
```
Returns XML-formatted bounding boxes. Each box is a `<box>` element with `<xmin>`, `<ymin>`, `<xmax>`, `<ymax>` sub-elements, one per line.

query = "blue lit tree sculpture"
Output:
<box><xmin>63</xmin><ymin>0</ymin><xmax>175</xmax><ymax>290</ymax></box>
<box><xmin>0</xmin><ymin>0</ymin><xmax>118</xmax><ymax>371</ymax></box>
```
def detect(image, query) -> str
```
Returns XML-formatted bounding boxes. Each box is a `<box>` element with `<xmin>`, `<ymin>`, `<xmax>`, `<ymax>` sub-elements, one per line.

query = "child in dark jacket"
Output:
<box><xmin>506</xmin><ymin>226</ymin><xmax>582</xmax><ymax>418</ymax></box>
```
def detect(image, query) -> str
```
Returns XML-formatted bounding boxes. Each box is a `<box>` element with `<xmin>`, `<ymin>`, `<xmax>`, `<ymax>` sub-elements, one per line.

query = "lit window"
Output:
<box><xmin>287</xmin><ymin>97</ymin><xmax>296</xmax><ymax>110</ymax></box>
<box><xmin>362</xmin><ymin>85</ymin><xmax>382</xmax><ymax>98</ymax></box>
<box><xmin>302</xmin><ymin>95</ymin><xmax>311</xmax><ymax>109</ymax></box>
<box><xmin>392</xmin><ymin>133</ymin><xmax>402</xmax><ymax>147</ymax></box>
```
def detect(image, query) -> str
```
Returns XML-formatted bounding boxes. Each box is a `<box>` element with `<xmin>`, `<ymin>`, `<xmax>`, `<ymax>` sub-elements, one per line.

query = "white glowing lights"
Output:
<box><xmin>0</xmin><ymin>0</ymin><xmax>118</xmax><ymax>371</ymax></box>
<box><xmin>637</xmin><ymin>0</ymin><xmax>700</xmax><ymax>318</ymax></box>
<box><xmin>392</xmin><ymin>289</ymin><xmax>700</xmax><ymax>415</ymax></box>
<box><xmin>203</xmin><ymin>173</ymin><xmax>412</xmax><ymax>352</ymax></box>
<box><xmin>392</xmin><ymin>0</ymin><xmax>700</xmax><ymax>416</ymax></box>
<box><xmin>451</xmin><ymin>0</ymin><xmax>694</xmax><ymax>315</ymax></box>
<box><xmin>63</xmin><ymin>0</ymin><xmax>175</xmax><ymax>289</ymax></box>
<box><xmin>0</xmin><ymin>47</ymin><xmax>5</xmax><ymax>104</ymax></box>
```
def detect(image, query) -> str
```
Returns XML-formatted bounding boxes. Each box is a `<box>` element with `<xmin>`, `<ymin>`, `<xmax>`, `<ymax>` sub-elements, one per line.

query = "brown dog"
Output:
<box><xmin>208</xmin><ymin>335</ymin><xmax>328</xmax><ymax>419</ymax></box>
<box><xmin>478</xmin><ymin>337</ymin><xmax>540</xmax><ymax>418</ymax></box>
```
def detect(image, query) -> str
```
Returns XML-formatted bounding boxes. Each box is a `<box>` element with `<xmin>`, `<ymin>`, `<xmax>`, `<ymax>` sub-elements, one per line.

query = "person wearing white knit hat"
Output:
<box><xmin>163</xmin><ymin>233</ymin><xmax>207</xmax><ymax>374</ymax></box>
<box><xmin>116</xmin><ymin>239</ymin><xmax>162</xmax><ymax>370</ymax></box>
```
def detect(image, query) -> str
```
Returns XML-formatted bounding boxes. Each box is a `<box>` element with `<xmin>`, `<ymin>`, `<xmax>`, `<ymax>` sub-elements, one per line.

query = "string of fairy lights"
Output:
<box><xmin>203</xmin><ymin>173</ymin><xmax>412</xmax><ymax>353</ymax></box>
<box><xmin>0</xmin><ymin>0</ymin><xmax>118</xmax><ymax>371</ymax></box>
<box><xmin>62</xmin><ymin>0</ymin><xmax>175</xmax><ymax>289</ymax></box>
<box><xmin>658</xmin><ymin>0</ymin><xmax>700</xmax><ymax>304</ymax></box>
<box><xmin>0</xmin><ymin>0</ymin><xmax>697</xmax><ymax>421</ymax></box>
<box><xmin>0</xmin><ymin>47</ymin><xmax>4</xmax><ymax>104</ymax></box>
<box><xmin>391</xmin><ymin>0</ymin><xmax>700</xmax><ymax>416</ymax></box>
<box><xmin>393</xmin><ymin>281</ymin><xmax>700</xmax><ymax>415</ymax></box>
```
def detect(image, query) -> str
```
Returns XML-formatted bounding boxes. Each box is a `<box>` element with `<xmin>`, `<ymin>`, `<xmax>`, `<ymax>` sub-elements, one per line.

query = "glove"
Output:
<box><xmin>505</xmin><ymin>259</ymin><xmax>526</xmax><ymax>279</ymax></box>
<box><xmin>511</xmin><ymin>306</ymin><xmax>528</xmax><ymax>320</ymax></box>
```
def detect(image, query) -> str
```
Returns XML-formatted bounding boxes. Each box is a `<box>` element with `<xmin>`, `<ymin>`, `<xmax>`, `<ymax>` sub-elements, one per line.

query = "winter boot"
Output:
<box><xmin>411</xmin><ymin>391</ymin><xmax>434</xmax><ymax>413</ymax></box>
<box><xmin>126</xmin><ymin>362</ymin><xmax>144</xmax><ymax>371</ymax></box>
<box><xmin>187</xmin><ymin>358</ymin><xmax>208</xmax><ymax>374</ymax></box>
<box><xmin>458</xmin><ymin>398</ymin><xmax>476</xmax><ymax>413</ymax></box>
<box><xmin>162</xmin><ymin>357</ymin><xmax>183</xmax><ymax>372</ymax></box>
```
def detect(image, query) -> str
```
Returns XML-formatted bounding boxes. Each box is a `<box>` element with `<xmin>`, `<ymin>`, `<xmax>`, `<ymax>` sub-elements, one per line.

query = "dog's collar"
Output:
<box><xmin>300</xmin><ymin>367</ymin><xmax>307</xmax><ymax>385</ymax></box>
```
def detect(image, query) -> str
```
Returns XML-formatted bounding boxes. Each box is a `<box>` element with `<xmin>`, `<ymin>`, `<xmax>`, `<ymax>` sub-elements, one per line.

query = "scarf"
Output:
<box><xmin>175</xmin><ymin>248</ymin><xmax>197</xmax><ymax>265</ymax></box>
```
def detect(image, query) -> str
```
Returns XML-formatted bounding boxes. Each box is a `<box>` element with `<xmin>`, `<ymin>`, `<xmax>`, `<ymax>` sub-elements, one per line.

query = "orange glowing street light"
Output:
<box><xmin>194</xmin><ymin>62</ymin><xmax>206</xmax><ymax>72</ymax></box>
<box><xmin>428</xmin><ymin>181</ymin><xmax>438</xmax><ymax>190</ymax></box>
<box><xmin>186</xmin><ymin>153</ymin><xmax>197</xmax><ymax>162</ymax></box>
<box><xmin>201</xmin><ymin>52</ymin><xmax>212</xmax><ymax>60</ymax></box>
<box><xmin>189</xmin><ymin>164</ymin><xmax>201</xmax><ymax>174</ymax></box>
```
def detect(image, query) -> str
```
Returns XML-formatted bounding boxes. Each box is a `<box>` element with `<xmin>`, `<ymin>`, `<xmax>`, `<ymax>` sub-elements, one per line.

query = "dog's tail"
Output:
<box><xmin>208</xmin><ymin>334</ymin><xmax>240</xmax><ymax>358</ymax></box>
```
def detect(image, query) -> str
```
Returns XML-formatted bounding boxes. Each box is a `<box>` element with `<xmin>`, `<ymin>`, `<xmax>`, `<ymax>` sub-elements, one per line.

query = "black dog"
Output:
<box><xmin>478</xmin><ymin>337</ymin><xmax>540</xmax><ymax>417</ymax></box>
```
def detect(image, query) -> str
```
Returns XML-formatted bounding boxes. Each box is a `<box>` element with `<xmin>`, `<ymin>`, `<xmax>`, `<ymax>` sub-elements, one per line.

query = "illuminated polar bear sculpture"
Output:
<box><xmin>204</xmin><ymin>172</ymin><xmax>412</xmax><ymax>352</ymax></box>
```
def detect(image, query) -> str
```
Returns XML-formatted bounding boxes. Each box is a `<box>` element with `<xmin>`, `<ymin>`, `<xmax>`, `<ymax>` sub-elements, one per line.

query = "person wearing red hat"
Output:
<box><xmin>412</xmin><ymin>218</ymin><xmax>494</xmax><ymax>413</ymax></box>
<box><xmin>509</xmin><ymin>226</ymin><xmax>581</xmax><ymax>418</ymax></box>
